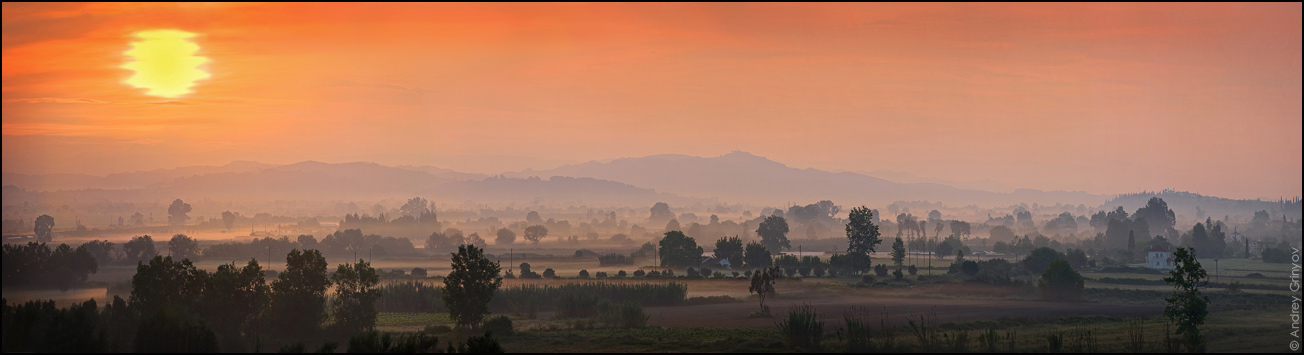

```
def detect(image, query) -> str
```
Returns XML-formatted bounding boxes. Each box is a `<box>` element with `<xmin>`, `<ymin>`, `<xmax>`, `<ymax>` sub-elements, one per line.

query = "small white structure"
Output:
<box><xmin>701</xmin><ymin>256</ymin><xmax>732</xmax><ymax>269</ymax></box>
<box><xmin>1146</xmin><ymin>245</ymin><xmax>1175</xmax><ymax>270</ymax></box>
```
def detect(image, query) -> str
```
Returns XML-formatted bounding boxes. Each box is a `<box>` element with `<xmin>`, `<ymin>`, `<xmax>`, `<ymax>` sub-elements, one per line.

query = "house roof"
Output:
<box><xmin>1148</xmin><ymin>245</ymin><xmax>1170</xmax><ymax>253</ymax></box>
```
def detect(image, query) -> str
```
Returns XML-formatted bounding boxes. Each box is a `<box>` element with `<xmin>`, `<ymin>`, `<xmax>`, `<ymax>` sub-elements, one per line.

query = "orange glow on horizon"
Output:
<box><xmin>1</xmin><ymin>3</ymin><xmax>1299</xmax><ymax>200</ymax></box>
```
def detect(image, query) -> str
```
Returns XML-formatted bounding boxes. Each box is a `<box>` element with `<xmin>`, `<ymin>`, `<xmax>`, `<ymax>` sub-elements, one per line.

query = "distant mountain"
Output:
<box><xmin>1</xmin><ymin>160</ymin><xmax>702</xmax><ymax>207</ymax></box>
<box><xmin>421</xmin><ymin>175</ymin><xmax>701</xmax><ymax>206</ymax></box>
<box><xmin>393</xmin><ymin>164</ymin><xmax>487</xmax><ymax>181</ymax></box>
<box><xmin>855</xmin><ymin>169</ymin><xmax>1014</xmax><ymax>193</ymax></box>
<box><xmin>508</xmin><ymin>151</ymin><xmax>1106</xmax><ymax>207</ymax></box>
<box><xmin>2</xmin><ymin>160</ymin><xmax>275</xmax><ymax>191</ymax></box>
<box><xmin>3</xmin><ymin>153</ymin><xmax>1109</xmax><ymax>208</ymax></box>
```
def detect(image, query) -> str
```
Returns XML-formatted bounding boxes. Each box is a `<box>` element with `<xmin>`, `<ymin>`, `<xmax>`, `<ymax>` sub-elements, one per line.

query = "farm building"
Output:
<box><xmin>1146</xmin><ymin>245</ymin><xmax>1175</xmax><ymax>270</ymax></box>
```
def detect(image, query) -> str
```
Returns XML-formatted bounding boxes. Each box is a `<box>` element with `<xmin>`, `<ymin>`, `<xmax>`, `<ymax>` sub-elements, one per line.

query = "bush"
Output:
<box><xmin>960</xmin><ymin>260</ymin><xmax>979</xmax><ymax>276</ymax></box>
<box><xmin>686</xmin><ymin>267</ymin><xmax>698</xmax><ymax>276</ymax></box>
<box><xmin>892</xmin><ymin>269</ymin><xmax>904</xmax><ymax>281</ymax></box>
<box><xmin>347</xmin><ymin>331</ymin><xmax>439</xmax><ymax>353</ymax></box>
<box><xmin>874</xmin><ymin>264</ymin><xmax>889</xmax><ymax>277</ymax></box>
<box><xmin>543</xmin><ymin>268</ymin><xmax>556</xmax><ymax>279</ymax></box>
<box><xmin>410</xmin><ymin>267</ymin><xmax>427</xmax><ymax>277</ymax></box>
<box><xmin>377</xmin><ymin>281</ymin><xmax>445</xmax><ymax>312</ymax></box>
<box><xmin>1262</xmin><ymin>247</ymin><xmax>1292</xmax><ymax>263</ymax></box>
<box><xmin>554</xmin><ymin>292</ymin><xmax>600</xmax><ymax>318</ymax></box>
<box><xmin>578</xmin><ymin>269</ymin><xmax>590</xmax><ymax>279</ymax></box>
<box><xmin>1225</xmin><ymin>281</ymin><xmax>1242</xmax><ymax>293</ymax></box>
<box><xmin>860</xmin><ymin>274</ymin><xmax>875</xmax><ymax>285</ymax></box>
<box><xmin>633</xmin><ymin>270</ymin><xmax>645</xmax><ymax>277</ymax></box>
<box><xmin>1038</xmin><ymin>259</ymin><xmax>1084</xmax><ymax>301</ymax></box>
<box><xmin>778</xmin><ymin>305</ymin><xmax>823</xmax><ymax>349</ymax></box>
<box><xmin>1022</xmin><ymin>247</ymin><xmax>1067</xmax><ymax>274</ymax></box>
<box><xmin>617</xmin><ymin>270</ymin><xmax>627</xmax><ymax>278</ymax></box>
<box><xmin>445</xmin><ymin>332</ymin><xmax>504</xmax><ymax>353</ymax></box>
<box><xmin>597</xmin><ymin>253</ymin><xmax>634</xmax><ymax>266</ymax></box>
<box><xmin>907</xmin><ymin>265</ymin><xmax>918</xmax><ymax>275</ymax></box>
<box><xmin>840</xmin><ymin>315</ymin><xmax>874</xmax><ymax>352</ymax></box>
<box><xmin>595</xmin><ymin>271</ymin><xmax>608</xmax><ymax>279</ymax></box>
<box><xmin>481</xmin><ymin>315</ymin><xmax>513</xmax><ymax>336</ymax></box>
<box><xmin>598</xmin><ymin>301</ymin><xmax>649</xmax><ymax>328</ymax></box>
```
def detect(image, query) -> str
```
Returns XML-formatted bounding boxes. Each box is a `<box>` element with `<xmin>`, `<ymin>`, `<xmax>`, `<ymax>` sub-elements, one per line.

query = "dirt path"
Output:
<box><xmin>644</xmin><ymin>295</ymin><xmax>1164</xmax><ymax>329</ymax></box>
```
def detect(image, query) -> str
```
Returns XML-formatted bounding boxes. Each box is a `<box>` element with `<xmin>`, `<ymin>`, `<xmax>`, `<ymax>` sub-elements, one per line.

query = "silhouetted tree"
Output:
<box><xmin>426</xmin><ymin>231</ymin><xmax>451</xmax><ymax>251</ymax></box>
<box><xmin>950</xmin><ymin>220</ymin><xmax>971</xmax><ymax>239</ymax></box>
<box><xmin>658</xmin><ymin>231</ymin><xmax>704</xmax><ymax>268</ymax></box>
<box><xmin>1038</xmin><ymin>259</ymin><xmax>1084</xmax><ymax>301</ymax></box>
<box><xmin>442</xmin><ymin>244</ymin><xmax>502</xmax><ymax>328</ymax></box>
<box><xmin>525</xmin><ymin>211</ymin><xmax>543</xmax><ymax>225</ymax></box>
<box><xmin>268</xmin><ymin>249</ymin><xmax>331</xmax><ymax>340</ymax></box>
<box><xmin>649</xmin><ymin>202</ymin><xmax>674</xmax><ymax>225</ymax></box>
<box><xmin>168</xmin><ymin>234</ymin><xmax>200</xmax><ymax>261</ymax></box>
<box><xmin>757</xmin><ymin>215</ymin><xmax>791</xmax><ymax>253</ymax></box>
<box><xmin>495</xmin><ymin>228</ymin><xmax>516</xmax><ymax>245</ymax></box>
<box><xmin>124</xmin><ymin>235</ymin><xmax>158</xmax><ymax>264</ymax></box>
<box><xmin>167</xmin><ymin>199</ymin><xmax>192</xmax><ymax>226</ymax></box>
<box><xmin>665</xmin><ymin>219</ymin><xmax>680</xmax><ymax>232</ymax></box>
<box><xmin>714</xmin><ymin>236</ymin><xmax>744</xmax><ymax>267</ymax></box>
<box><xmin>523</xmin><ymin>225</ymin><xmax>548</xmax><ymax>244</ymax></box>
<box><xmin>1134</xmin><ymin>197</ymin><xmax>1176</xmax><ymax>237</ymax></box>
<box><xmin>81</xmin><ymin>239</ymin><xmax>115</xmax><ymax>265</ymax></box>
<box><xmin>298</xmin><ymin>234</ymin><xmax>318</xmax><ymax>250</ymax></box>
<box><xmin>748</xmin><ymin>266</ymin><xmax>779</xmax><ymax>313</ymax></box>
<box><xmin>988</xmin><ymin>225</ymin><xmax>1015</xmax><ymax>242</ymax></box>
<box><xmin>466</xmin><ymin>233</ymin><xmax>487</xmax><ymax>249</ymax></box>
<box><xmin>332</xmin><ymin>259</ymin><xmax>382</xmax><ymax>334</ymax></box>
<box><xmin>891</xmin><ymin>237</ymin><xmax>906</xmax><ymax>272</ymax></box>
<box><xmin>1021</xmin><ymin>247</ymin><xmax>1066</xmax><ymax>274</ymax></box>
<box><xmin>34</xmin><ymin>214</ymin><xmax>54</xmax><ymax>242</ymax></box>
<box><xmin>1164</xmin><ymin>247</ymin><xmax>1209</xmax><ymax>352</ymax></box>
<box><xmin>200</xmin><ymin>259</ymin><xmax>269</xmax><ymax>351</ymax></box>
<box><xmin>744</xmin><ymin>241</ymin><xmax>772</xmax><ymax>268</ymax></box>
<box><xmin>845</xmin><ymin>206</ymin><xmax>882</xmax><ymax>274</ymax></box>
<box><xmin>221</xmin><ymin>211</ymin><xmax>237</xmax><ymax>230</ymax></box>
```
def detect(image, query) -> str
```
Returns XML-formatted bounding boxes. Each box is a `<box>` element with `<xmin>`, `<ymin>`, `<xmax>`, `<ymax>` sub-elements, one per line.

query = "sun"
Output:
<box><xmin>122</xmin><ymin>29</ymin><xmax>211</xmax><ymax>98</ymax></box>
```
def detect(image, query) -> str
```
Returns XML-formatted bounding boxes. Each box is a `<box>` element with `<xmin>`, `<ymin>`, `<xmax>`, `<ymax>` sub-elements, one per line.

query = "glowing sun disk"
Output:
<box><xmin>122</xmin><ymin>29</ymin><xmax>210</xmax><ymax>98</ymax></box>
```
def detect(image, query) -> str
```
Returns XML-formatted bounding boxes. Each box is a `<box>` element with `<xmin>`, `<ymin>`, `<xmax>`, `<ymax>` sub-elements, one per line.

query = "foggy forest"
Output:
<box><xmin>3</xmin><ymin>3</ymin><xmax>1301</xmax><ymax>354</ymax></box>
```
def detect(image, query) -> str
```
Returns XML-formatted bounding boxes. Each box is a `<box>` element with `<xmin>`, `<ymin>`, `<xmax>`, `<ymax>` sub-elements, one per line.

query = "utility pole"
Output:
<box><xmin>1214</xmin><ymin>259</ymin><xmax>1219</xmax><ymax>285</ymax></box>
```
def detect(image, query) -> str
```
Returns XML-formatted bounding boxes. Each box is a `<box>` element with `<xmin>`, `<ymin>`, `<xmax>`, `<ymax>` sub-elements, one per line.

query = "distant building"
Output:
<box><xmin>1146</xmin><ymin>245</ymin><xmax>1174</xmax><ymax>270</ymax></box>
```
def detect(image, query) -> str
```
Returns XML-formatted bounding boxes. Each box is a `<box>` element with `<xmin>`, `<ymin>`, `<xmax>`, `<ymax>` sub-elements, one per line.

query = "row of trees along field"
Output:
<box><xmin>3</xmin><ymin>201</ymin><xmax>1239</xmax><ymax>353</ymax></box>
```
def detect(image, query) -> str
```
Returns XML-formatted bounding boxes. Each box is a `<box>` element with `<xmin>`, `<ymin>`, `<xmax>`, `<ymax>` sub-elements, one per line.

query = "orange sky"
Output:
<box><xmin>3</xmin><ymin>3</ymin><xmax>1300</xmax><ymax>200</ymax></box>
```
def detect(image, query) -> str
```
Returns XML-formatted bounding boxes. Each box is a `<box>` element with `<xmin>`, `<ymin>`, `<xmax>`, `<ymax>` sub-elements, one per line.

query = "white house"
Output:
<box><xmin>1146</xmin><ymin>245</ymin><xmax>1175</xmax><ymax>270</ymax></box>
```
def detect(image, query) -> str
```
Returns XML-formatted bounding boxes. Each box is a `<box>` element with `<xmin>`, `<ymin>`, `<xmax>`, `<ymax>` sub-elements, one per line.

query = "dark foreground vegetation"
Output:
<box><xmin>1</xmin><ymin>245</ymin><xmax>507</xmax><ymax>353</ymax></box>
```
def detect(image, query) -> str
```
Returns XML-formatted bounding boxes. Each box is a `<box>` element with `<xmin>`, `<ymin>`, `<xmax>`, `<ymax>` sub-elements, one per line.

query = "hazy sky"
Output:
<box><xmin>3</xmin><ymin>3</ymin><xmax>1300</xmax><ymax>199</ymax></box>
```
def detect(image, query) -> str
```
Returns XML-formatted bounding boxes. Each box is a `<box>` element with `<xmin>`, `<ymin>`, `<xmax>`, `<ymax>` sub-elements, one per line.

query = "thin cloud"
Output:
<box><xmin>4</xmin><ymin>97</ymin><xmax>114</xmax><ymax>104</ymax></box>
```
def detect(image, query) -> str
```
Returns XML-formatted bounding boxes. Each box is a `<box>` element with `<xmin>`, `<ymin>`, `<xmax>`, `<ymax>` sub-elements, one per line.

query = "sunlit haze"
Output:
<box><xmin>2</xmin><ymin>3</ymin><xmax>1300</xmax><ymax>199</ymax></box>
<box><xmin>121</xmin><ymin>29</ymin><xmax>210</xmax><ymax>98</ymax></box>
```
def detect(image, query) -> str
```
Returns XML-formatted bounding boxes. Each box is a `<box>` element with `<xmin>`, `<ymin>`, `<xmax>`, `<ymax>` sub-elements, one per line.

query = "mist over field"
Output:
<box><xmin>3</xmin><ymin>2</ymin><xmax>1300</xmax><ymax>353</ymax></box>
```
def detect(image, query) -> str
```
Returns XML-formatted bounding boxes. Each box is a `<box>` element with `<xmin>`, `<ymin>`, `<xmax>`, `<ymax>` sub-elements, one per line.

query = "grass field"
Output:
<box><xmin>481</xmin><ymin>308</ymin><xmax>1288</xmax><ymax>353</ymax></box>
